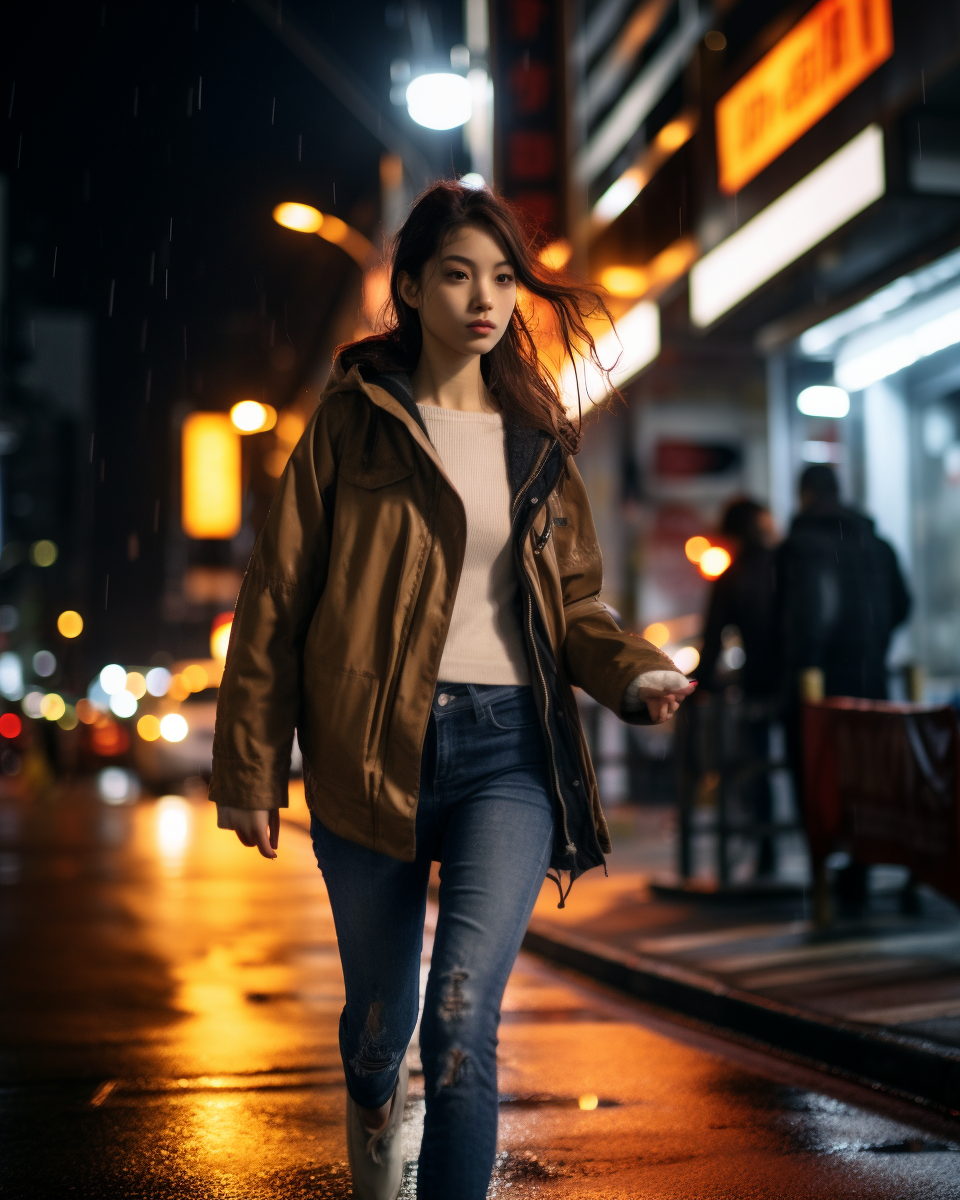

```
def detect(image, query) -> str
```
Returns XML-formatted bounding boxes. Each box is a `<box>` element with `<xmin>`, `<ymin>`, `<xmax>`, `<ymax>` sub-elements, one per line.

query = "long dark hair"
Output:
<box><xmin>336</xmin><ymin>181</ymin><xmax>615</xmax><ymax>454</ymax></box>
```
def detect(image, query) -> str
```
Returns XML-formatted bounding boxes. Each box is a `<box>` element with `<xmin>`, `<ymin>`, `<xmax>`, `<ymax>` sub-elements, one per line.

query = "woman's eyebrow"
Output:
<box><xmin>441</xmin><ymin>254</ymin><xmax>513</xmax><ymax>269</ymax></box>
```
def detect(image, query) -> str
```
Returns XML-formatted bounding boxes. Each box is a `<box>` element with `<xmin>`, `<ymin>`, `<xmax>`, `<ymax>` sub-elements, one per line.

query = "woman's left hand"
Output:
<box><xmin>631</xmin><ymin>672</ymin><xmax>698</xmax><ymax>723</ymax></box>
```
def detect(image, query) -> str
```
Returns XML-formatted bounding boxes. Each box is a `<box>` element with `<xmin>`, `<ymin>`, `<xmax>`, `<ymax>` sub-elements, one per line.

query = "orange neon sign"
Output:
<box><xmin>715</xmin><ymin>0</ymin><xmax>893</xmax><ymax>195</ymax></box>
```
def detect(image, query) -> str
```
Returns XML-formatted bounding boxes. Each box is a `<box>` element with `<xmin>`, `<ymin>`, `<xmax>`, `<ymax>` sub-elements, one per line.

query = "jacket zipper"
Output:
<box><xmin>513</xmin><ymin>440</ymin><xmax>576</xmax><ymax>859</ymax></box>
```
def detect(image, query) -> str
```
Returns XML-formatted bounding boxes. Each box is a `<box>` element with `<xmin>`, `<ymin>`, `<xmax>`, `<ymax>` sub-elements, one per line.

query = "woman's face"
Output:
<box><xmin>399</xmin><ymin>224</ymin><xmax>517</xmax><ymax>358</ymax></box>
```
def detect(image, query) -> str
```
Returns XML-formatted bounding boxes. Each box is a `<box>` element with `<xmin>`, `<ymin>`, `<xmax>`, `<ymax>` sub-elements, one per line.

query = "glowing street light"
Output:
<box><xmin>57</xmin><ymin>610</ymin><xmax>84</xmax><ymax>638</ymax></box>
<box><xmin>406</xmin><ymin>72</ymin><xmax>472</xmax><ymax>130</ymax></box>
<box><xmin>272</xmin><ymin>204</ymin><xmax>375</xmax><ymax>268</ymax></box>
<box><xmin>230</xmin><ymin>400</ymin><xmax>277</xmax><ymax>434</ymax></box>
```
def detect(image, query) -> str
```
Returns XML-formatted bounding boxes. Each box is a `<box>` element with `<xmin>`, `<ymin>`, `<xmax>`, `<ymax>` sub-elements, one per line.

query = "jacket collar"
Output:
<box><xmin>360</xmin><ymin>367</ymin><xmax>558</xmax><ymax>505</ymax></box>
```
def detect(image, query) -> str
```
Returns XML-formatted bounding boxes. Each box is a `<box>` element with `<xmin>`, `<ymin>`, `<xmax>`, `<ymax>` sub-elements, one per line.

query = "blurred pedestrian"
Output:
<box><xmin>777</xmin><ymin>464</ymin><xmax>910</xmax><ymax>703</ymax></box>
<box><xmin>209</xmin><ymin>182</ymin><xmax>694</xmax><ymax>1200</ymax></box>
<box><xmin>776</xmin><ymin>464</ymin><xmax>911</xmax><ymax>904</ymax></box>
<box><xmin>695</xmin><ymin>498</ymin><xmax>780</xmax><ymax>876</ymax></box>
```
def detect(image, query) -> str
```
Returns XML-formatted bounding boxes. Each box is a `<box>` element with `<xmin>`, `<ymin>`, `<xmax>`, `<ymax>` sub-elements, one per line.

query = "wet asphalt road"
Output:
<box><xmin>2</xmin><ymin>783</ymin><xmax>960</xmax><ymax>1199</ymax></box>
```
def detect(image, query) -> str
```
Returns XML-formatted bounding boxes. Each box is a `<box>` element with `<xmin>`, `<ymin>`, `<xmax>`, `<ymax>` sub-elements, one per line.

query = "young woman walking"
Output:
<box><xmin>211</xmin><ymin>181</ymin><xmax>694</xmax><ymax>1199</ymax></box>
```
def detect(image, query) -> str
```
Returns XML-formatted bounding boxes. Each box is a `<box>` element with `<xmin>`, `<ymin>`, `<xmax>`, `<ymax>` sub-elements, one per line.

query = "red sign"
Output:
<box><xmin>490</xmin><ymin>0</ymin><xmax>565</xmax><ymax>239</ymax></box>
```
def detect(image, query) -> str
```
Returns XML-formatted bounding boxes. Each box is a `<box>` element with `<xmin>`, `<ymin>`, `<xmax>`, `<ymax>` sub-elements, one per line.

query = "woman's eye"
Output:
<box><xmin>448</xmin><ymin>270</ymin><xmax>468</xmax><ymax>280</ymax></box>
<box><xmin>495</xmin><ymin>273</ymin><xmax>515</xmax><ymax>284</ymax></box>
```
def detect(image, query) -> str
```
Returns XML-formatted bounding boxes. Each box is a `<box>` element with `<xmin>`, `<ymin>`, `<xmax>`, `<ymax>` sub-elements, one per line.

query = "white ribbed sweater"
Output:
<box><xmin>418</xmin><ymin>404</ymin><xmax>530</xmax><ymax>686</ymax></box>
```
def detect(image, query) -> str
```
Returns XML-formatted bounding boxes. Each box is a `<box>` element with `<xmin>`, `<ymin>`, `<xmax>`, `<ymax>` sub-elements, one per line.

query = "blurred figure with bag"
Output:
<box><xmin>694</xmin><ymin>498</ymin><xmax>780</xmax><ymax>877</ymax></box>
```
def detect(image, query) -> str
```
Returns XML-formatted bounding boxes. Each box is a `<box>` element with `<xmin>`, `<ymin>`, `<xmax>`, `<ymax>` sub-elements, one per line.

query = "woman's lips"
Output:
<box><xmin>467</xmin><ymin>321</ymin><xmax>495</xmax><ymax>331</ymax></box>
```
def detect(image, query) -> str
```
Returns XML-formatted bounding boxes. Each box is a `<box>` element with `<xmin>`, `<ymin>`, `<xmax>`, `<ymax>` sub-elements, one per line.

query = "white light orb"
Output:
<box><xmin>100</xmin><ymin>663</ymin><xmax>128</xmax><ymax>695</ymax></box>
<box><xmin>145</xmin><ymin>667</ymin><xmax>172</xmax><ymax>697</ymax></box>
<box><xmin>109</xmin><ymin>690</ymin><xmax>138</xmax><ymax>719</ymax></box>
<box><xmin>406</xmin><ymin>73</ymin><xmax>472</xmax><ymax>130</ymax></box>
<box><xmin>796</xmin><ymin>386</ymin><xmax>850</xmax><ymax>418</ymax></box>
<box><xmin>160</xmin><ymin>713</ymin><xmax>189</xmax><ymax>743</ymax></box>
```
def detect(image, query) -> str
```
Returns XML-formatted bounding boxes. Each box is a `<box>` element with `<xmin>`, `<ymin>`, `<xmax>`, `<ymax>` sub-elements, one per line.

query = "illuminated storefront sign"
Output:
<box><xmin>715</xmin><ymin>0</ymin><xmax>893</xmax><ymax>195</ymax></box>
<box><xmin>690</xmin><ymin>125</ymin><xmax>885</xmax><ymax>327</ymax></box>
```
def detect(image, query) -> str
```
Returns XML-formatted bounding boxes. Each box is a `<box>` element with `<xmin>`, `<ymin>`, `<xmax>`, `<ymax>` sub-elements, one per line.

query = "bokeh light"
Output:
<box><xmin>272</xmin><ymin>202</ymin><xmax>323</xmax><ymax>233</ymax></box>
<box><xmin>230</xmin><ymin>400</ymin><xmax>277</xmax><ymax>433</ymax></box>
<box><xmin>98</xmin><ymin>767</ymin><xmax>140</xmax><ymax>805</ymax></box>
<box><xmin>39</xmin><ymin>693</ymin><xmax>66</xmax><ymax>721</ymax></box>
<box><xmin>32</xmin><ymin>650</ymin><xmax>57</xmax><ymax>678</ymax></box>
<box><xmin>699</xmin><ymin>547</ymin><xmax>732</xmax><ymax>578</ymax></box>
<box><xmin>0</xmin><ymin>713</ymin><xmax>22</xmax><ymax>738</ymax></box>
<box><xmin>57</xmin><ymin>705</ymin><xmax>79</xmax><ymax>731</ymax></box>
<box><xmin>125</xmin><ymin>671</ymin><xmax>147</xmax><ymax>699</ymax></box>
<box><xmin>156</xmin><ymin>795</ymin><xmax>192</xmax><ymax>862</ymax></box>
<box><xmin>76</xmin><ymin>698</ymin><xmax>98</xmax><ymax>724</ymax></box>
<box><xmin>137</xmin><ymin>714</ymin><xmax>162</xmax><ymax>741</ymax></box>
<box><xmin>684</xmin><ymin>536</ymin><xmax>711</xmax><ymax>564</ymax></box>
<box><xmin>145</xmin><ymin>667</ymin><xmax>172</xmax><ymax>697</ymax></box>
<box><xmin>57</xmin><ymin>610</ymin><xmax>84</xmax><ymax>638</ymax></box>
<box><xmin>578</xmin><ymin>1093</ymin><xmax>599</xmax><ymax>1110</ymax></box>
<box><xmin>405</xmin><ymin>72</ymin><xmax>472</xmax><ymax>130</ymax></box>
<box><xmin>672</xmin><ymin>645</ymin><xmax>701</xmax><ymax>675</ymax></box>
<box><xmin>109</xmin><ymin>690</ymin><xmax>138</xmax><ymax>719</ymax></box>
<box><xmin>29</xmin><ymin>539</ymin><xmax>58</xmax><ymax>567</ymax></box>
<box><xmin>160</xmin><ymin>713</ymin><xmax>188</xmax><ymax>742</ymax></box>
<box><xmin>642</xmin><ymin>622</ymin><xmax>670</xmax><ymax>648</ymax></box>
<box><xmin>99</xmin><ymin>664</ymin><xmax>127</xmax><ymax>696</ymax></box>
<box><xmin>210</xmin><ymin>614</ymin><xmax>233</xmax><ymax>662</ymax></box>
<box><xmin>0</xmin><ymin>652</ymin><xmax>23</xmax><ymax>701</ymax></box>
<box><xmin>167</xmin><ymin>673</ymin><xmax>190</xmax><ymax>702</ymax></box>
<box><xmin>182</xmin><ymin>663</ymin><xmax>208</xmax><ymax>692</ymax></box>
<box><xmin>22</xmin><ymin>692</ymin><xmax>44</xmax><ymax>719</ymax></box>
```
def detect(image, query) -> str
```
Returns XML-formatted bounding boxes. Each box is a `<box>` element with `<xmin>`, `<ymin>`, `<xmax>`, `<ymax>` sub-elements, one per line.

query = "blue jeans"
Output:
<box><xmin>310</xmin><ymin>683</ymin><xmax>555</xmax><ymax>1200</ymax></box>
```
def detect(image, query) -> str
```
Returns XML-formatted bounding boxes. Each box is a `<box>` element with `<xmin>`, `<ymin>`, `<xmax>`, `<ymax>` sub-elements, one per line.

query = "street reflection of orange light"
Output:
<box><xmin>642</xmin><ymin>622</ymin><xmax>670</xmax><ymax>648</ymax></box>
<box><xmin>600</xmin><ymin>265</ymin><xmax>648</xmax><ymax>298</ymax></box>
<box><xmin>684</xmin><ymin>536</ymin><xmax>710</xmax><ymax>563</ymax></box>
<box><xmin>539</xmin><ymin>239</ymin><xmax>572</xmax><ymax>271</ymax></box>
<box><xmin>273</xmin><ymin>202</ymin><xmax>323</xmax><ymax>232</ymax></box>
<box><xmin>699</xmin><ymin>546</ymin><xmax>732</xmax><ymax>578</ymax></box>
<box><xmin>210</xmin><ymin>614</ymin><xmax>233</xmax><ymax>663</ymax></box>
<box><xmin>230</xmin><ymin>400</ymin><xmax>277</xmax><ymax>434</ymax></box>
<box><xmin>137</xmin><ymin>714</ymin><xmax>161</xmax><ymax>741</ymax></box>
<box><xmin>57</xmin><ymin>610</ymin><xmax>83</xmax><ymax>638</ymax></box>
<box><xmin>157</xmin><ymin>795</ymin><xmax>191</xmax><ymax>860</ymax></box>
<box><xmin>579</xmin><ymin>1093</ymin><xmax>599</xmax><ymax>1110</ymax></box>
<box><xmin>181</xmin><ymin>413</ymin><xmax>242</xmax><ymax>539</ymax></box>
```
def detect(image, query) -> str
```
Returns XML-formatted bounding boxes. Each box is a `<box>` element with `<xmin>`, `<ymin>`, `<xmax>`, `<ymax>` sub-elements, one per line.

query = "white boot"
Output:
<box><xmin>345</xmin><ymin>1059</ymin><xmax>409</xmax><ymax>1200</ymax></box>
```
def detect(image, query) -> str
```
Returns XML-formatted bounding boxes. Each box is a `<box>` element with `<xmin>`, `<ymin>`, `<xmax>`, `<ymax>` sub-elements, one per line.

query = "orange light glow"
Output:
<box><xmin>699</xmin><ymin>546</ymin><xmax>732</xmax><ymax>578</ymax></box>
<box><xmin>642</xmin><ymin>622</ymin><xmax>670</xmax><ymax>648</ymax></box>
<box><xmin>181</xmin><ymin>413</ymin><xmax>242</xmax><ymax>540</ymax></box>
<box><xmin>91</xmin><ymin>718</ymin><xmax>130</xmax><ymax>757</ymax></box>
<box><xmin>539</xmin><ymin>239</ymin><xmax>573</xmax><ymax>271</ymax></box>
<box><xmin>579</xmin><ymin>1093</ymin><xmax>599</xmax><ymax>1110</ymax></box>
<box><xmin>125</xmin><ymin>671</ymin><xmax>147</xmax><ymax>699</ymax></box>
<box><xmin>168</xmin><ymin>674</ymin><xmax>191</xmax><ymax>702</ymax></box>
<box><xmin>57</xmin><ymin>610</ymin><xmax>84</xmax><ymax>638</ymax></box>
<box><xmin>137</xmin><ymin>714</ymin><xmax>162</xmax><ymax>742</ymax></box>
<box><xmin>181</xmin><ymin>663</ymin><xmax>209</xmax><ymax>693</ymax></box>
<box><xmin>210</xmin><ymin>613</ymin><xmax>233</xmax><ymax>663</ymax></box>
<box><xmin>600</xmin><ymin>265</ymin><xmax>649</xmax><ymax>298</ymax></box>
<box><xmin>272</xmin><ymin>202</ymin><xmax>323</xmax><ymax>233</ymax></box>
<box><xmin>684</xmin><ymin>536</ymin><xmax>711</xmax><ymax>564</ymax></box>
<box><xmin>230</xmin><ymin>400</ymin><xmax>277</xmax><ymax>434</ymax></box>
<box><xmin>715</xmin><ymin>0</ymin><xmax>893</xmax><ymax>194</ymax></box>
<box><xmin>76</xmin><ymin>699</ymin><xmax>98</xmax><ymax>725</ymax></box>
<box><xmin>655</xmin><ymin>116</ymin><xmax>695</xmax><ymax>153</ymax></box>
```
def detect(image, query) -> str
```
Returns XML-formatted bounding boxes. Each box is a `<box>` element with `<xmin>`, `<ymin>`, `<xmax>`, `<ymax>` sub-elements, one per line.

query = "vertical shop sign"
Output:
<box><xmin>490</xmin><ymin>0</ymin><xmax>565</xmax><ymax>239</ymax></box>
<box><xmin>716</xmin><ymin>0</ymin><xmax>893</xmax><ymax>195</ymax></box>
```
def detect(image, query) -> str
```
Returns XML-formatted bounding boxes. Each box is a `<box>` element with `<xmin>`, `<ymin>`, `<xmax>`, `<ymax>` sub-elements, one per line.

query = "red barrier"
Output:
<box><xmin>803</xmin><ymin>698</ymin><xmax>960</xmax><ymax>905</ymax></box>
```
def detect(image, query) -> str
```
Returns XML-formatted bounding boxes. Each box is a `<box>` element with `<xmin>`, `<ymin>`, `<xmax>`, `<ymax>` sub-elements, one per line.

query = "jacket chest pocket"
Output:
<box><xmin>339</xmin><ymin>458</ymin><xmax>414</xmax><ymax>490</ymax></box>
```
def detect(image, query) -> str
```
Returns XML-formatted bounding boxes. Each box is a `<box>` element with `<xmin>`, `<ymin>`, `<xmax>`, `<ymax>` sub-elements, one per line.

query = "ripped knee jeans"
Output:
<box><xmin>311</xmin><ymin>683</ymin><xmax>555</xmax><ymax>1200</ymax></box>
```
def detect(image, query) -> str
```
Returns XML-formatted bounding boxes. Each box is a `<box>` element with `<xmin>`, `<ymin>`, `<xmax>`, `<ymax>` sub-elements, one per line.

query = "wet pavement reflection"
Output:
<box><xmin>1</xmin><ymin>782</ymin><xmax>959</xmax><ymax>1198</ymax></box>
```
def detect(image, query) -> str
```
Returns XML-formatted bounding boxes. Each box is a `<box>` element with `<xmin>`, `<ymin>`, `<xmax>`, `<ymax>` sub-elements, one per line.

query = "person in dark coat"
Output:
<box><xmin>776</xmin><ymin>465</ymin><xmax>911</xmax><ymax>904</ymax></box>
<box><xmin>694</xmin><ymin>498</ymin><xmax>780</xmax><ymax>876</ymax></box>
<box><xmin>776</xmin><ymin>465</ymin><xmax>911</xmax><ymax>702</ymax></box>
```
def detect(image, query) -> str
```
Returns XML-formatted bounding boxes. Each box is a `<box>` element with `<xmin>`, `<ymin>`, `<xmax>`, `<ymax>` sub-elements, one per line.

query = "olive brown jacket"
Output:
<box><xmin>209</xmin><ymin>364</ymin><xmax>674</xmax><ymax>883</ymax></box>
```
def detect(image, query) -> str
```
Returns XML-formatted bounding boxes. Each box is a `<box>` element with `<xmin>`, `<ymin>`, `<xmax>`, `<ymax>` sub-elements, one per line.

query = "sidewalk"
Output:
<box><xmin>523</xmin><ymin>804</ymin><xmax>960</xmax><ymax>1114</ymax></box>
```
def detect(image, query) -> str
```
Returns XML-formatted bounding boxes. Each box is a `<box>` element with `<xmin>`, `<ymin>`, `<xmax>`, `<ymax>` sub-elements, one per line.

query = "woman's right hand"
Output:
<box><xmin>216</xmin><ymin>806</ymin><xmax>280</xmax><ymax>859</ymax></box>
